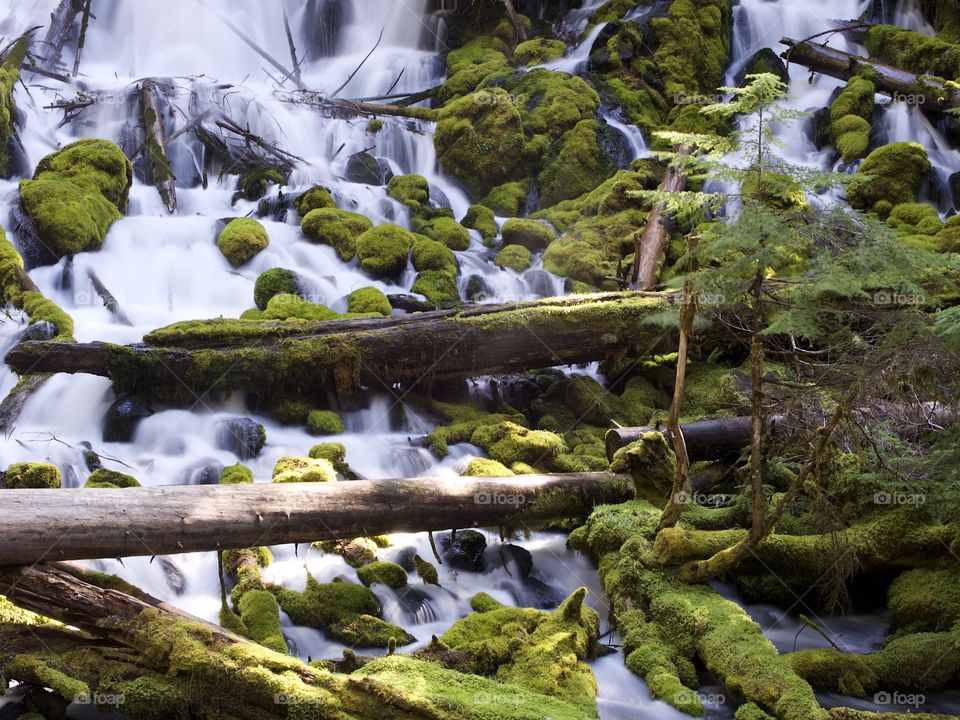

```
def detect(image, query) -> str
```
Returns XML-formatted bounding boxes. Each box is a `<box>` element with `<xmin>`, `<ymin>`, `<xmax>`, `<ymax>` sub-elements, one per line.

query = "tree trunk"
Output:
<box><xmin>605</xmin><ymin>415</ymin><xmax>785</xmax><ymax>461</ymax></box>
<box><xmin>87</xmin><ymin>268</ymin><xmax>133</xmax><ymax>325</ymax></box>
<box><xmin>503</xmin><ymin>0</ymin><xmax>528</xmax><ymax>43</ymax></box>
<box><xmin>5</xmin><ymin>292</ymin><xmax>677</xmax><ymax>400</ymax></box>
<box><xmin>628</xmin><ymin>147</ymin><xmax>690</xmax><ymax>290</ymax></box>
<box><xmin>0</xmin><ymin>472</ymin><xmax>632</xmax><ymax>565</ymax></box>
<box><xmin>35</xmin><ymin>0</ymin><xmax>83</xmax><ymax>73</ymax></box>
<box><xmin>140</xmin><ymin>79</ymin><xmax>178</xmax><ymax>213</ymax></box>
<box><xmin>780</xmin><ymin>37</ymin><xmax>960</xmax><ymax>111</ymax></box>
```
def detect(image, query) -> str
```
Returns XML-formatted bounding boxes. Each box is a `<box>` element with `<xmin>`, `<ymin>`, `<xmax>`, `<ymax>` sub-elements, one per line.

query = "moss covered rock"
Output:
<box><xmin>495</xmin><ymin>244</ymin><xmax>532</xmax><ymax>272</ymax></box>
<box><xmin>463</xmin><ymin>204</ymin><xmax>498</xmax><ymax>244</ymax></box>
<box><xmin>0</xmin><ymin>39</ymin><xmax>27</xmax><ymax>178</ymax></box>
<box><xmin>84</xmin><ymin>468</ymin><xmax>140</xmax><ymax>488</ymax></box>
<box><xmin>386</xmin><ymin>174</ymin><xmax>430</xmax><ymax>211</ymax></box>
<box><xmin>484</xmin><ymin>179</ymin><xmax>530</xmax><ymax>216</ymax></box>
<box><xmin>470</xmin><ymin>421</ymin><xmax>565</xmax><ymax>468</ymax></box>
<box><xmin>3</xmin><ymin>462</ymin><xmax>61</xmax><ymax>489</ymax></box>
<box><xmin>301</xmin><ymin>207</ymin><xmax>373</xmax><ymax>261</ymax></box>
<box><xmin>610</xmin><ymin>432</ymin><xmax>676</xmax><ymax>497</ymax></box>
<box><xmin>829</xmin><ymin>76</ymin><xmax>875</xmax><ymax>163</ymax></box>
<box><xmin>253</xmin><ymin>267</ymin><xmax>301</xmax><ymax>311</ymax></box>
<box><xmin>347</xmin><ymin>286</ymin><xmax>392</xmax><ymax>316</ymax></box>
<box><xmin>262</xmin><ymin>294</ymin><xmax>339</xmax><ymax>322</ymax></box>
<box><xmin>846</xmin><ymin>142</ymin><xmax>931</xmax><ymax>214</ymax></box>
<box><xmin>540</xmin><ymin>120</ymin><xmax>627</xmax><ymax>206</ymax></box>
<box><xmin>238</xmin><ymin>589</ymin><xmax>288</xmax><ymax>653</ymax></box>
<box><xmin>233</xmin><ymin>167</ymin><xmax>285</xmax><ymax>203</ymax></box>
<box><xmin>865</xmin><ymin>24</ymin><xmax>960</xmax><ymax>80</ymax></box>
<box><xmin>886</xmin><ymin>202</ymin><xmax>944</xmax><ymax>237</ymax></box>
<box><xmin>414</xmin><ymin>554</ymin><xmax>440</xmax><ymax>585</ymax></box>
<box><xmin>412</xmin><ymin>236</ymin><xmax>458</xmax><ymax>274</ymax></box>
<box><xmin>217</xmin><ymin>218</ymin><xmax>269</xmax><ymax>267</ymax></box>
<box><xmin>356</xmin><ymin>561</ymin><xmax>408</xmax><ymax>589</ymax></box>
<box><xmin>356</xmin><ymin>224</ymin><xmax>415</xmax><ymax>278</ymax></box>
<box><xmin>413</xmin><ymin>215</ymin><xmax>472</xmax><ymax>251</ymax></box>
<box><xmin>513</xmin><ymin>38</ymin><xmax>567</xmax><ymax>66</ymax></box>
<box><xmin>220</xmin><ymin>463</ymin><xmax>254</xmax><ymax>484</ymax></box>
<box><xmin>19</xmin><ymin>139</ymin><xmax>132</xmax><ymax>264</ymax></box>
<box><xmin>464</xmin><ymin>457</ymin><xmax>514</xmax><ymax>476</ymax></box>
<box><xmin>501</xmin><ymin>218</ymin><xmax>556</xmax><ymax>252</ymax></box>
<box><xmin>293</xmin><ymin>185</ymin><xmax>336</xmax><ymax>216</ymax></box>
<box><xmin>306</xmin><ymin>409</ymin><xmax>345</xmax><ymax>435</ymax></box>
<box><xmin>272</xmin><ymin>455</ymin><xmax>337</xmax><ymax>483</ymax></box>
<box><xmin>412</xmin><ymin>269</ymin><xmax>460</xmax><ymax>306</ymax></box>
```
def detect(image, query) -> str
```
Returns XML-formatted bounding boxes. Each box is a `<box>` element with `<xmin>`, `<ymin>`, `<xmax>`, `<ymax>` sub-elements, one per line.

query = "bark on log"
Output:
<box><xmin>35</xmin><ymin>0</ymin><xmax>83</xmax><ymax>73</ymax></box>
<box><xmin>140</xmin><ymin>79</ymin><xmax>178</xmax><ymax>213</ymax></box>
<box><xmin>605</xmin><ymin>415</ymin><xmax>785</xmax><ymax>461</ymax></box>
<box><xmin>0</xmin><ymin>375</ymin><xmax>49</xmax><ymax>435</ymax></box>
<box><xmin>5</xmin><ymin>292</ymin><xmax>677</xmax><ymax>400</ymax></box>
<box><xmin>780</xmin><ymin>37</ymin><xmax>960</xmax><ymax>111</ymax></box>
<box><xmin>87</xmin><ymin>268</ymin><xmax>133</xmax><ymax>326</ymax></box>
<box><xmin>628</xmin><ymin>147</ymin><xmax>690</xmax><ymax>290</ymax></box>
<box><xmin>0</xmin><ymin>472</ymin><xmax>632</xmax><ymax>564</ymax></box>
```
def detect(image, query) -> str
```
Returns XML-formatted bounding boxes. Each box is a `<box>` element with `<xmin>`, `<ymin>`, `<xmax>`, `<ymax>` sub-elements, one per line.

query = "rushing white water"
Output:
<box><xmin>0</xmin><ymin>0</ymin><xmax>957</xmax><ymax>717</ymax></box>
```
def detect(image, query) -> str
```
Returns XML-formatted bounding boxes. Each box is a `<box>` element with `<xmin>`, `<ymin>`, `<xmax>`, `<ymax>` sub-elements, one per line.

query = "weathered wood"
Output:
<box><xmin>0</xmin><ymin>472</ymin><xmax>632</xmax><ymax>564</ymax></box>
<box><xmin>36</xmin><ymin>0</ymin><xmax>83</xmax><ymax>73</ymax></box>
<box><xmin>87</xmin><ymin>268</ymin><xmax>133</xmax><ymax>325</ymax></box>
<box><xmin>780</xmin><ymin>37</ymin><xmax>960</xmax><ymax>111</ymax></box>
<box><xmin>0</xmin><ymin>375</ymin><xmax>49</xmax><ymax>435</ymax></box>
<box><xmin>628</xmin><ymin>147</ymin><xmax>690</xmax><ymax>290</ymax></box>
<box><xmin>140</xmin><ymin>79</ymin><xmax>178</xmax><ymax>213</ymax></box>
<box><xmin>605</xmin><ymin>415</ymin><xmax>776</xmax><ymax>461</ymax></box>
<box><xmin>5</xmin><ymin>292</ymin><xmax>677</xmax><ymax>399</ymax></box>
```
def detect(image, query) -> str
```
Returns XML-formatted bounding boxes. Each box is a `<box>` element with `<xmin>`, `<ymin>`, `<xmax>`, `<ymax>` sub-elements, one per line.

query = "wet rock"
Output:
<box><xmin>391</xmin><ymin>546</ymin><xmax>418</xmax><ymax>572</ymax></box>
<box><xmin>304</xmin><ymin>0</ymin><xmax>349</xmax><ymax>59</ymax></box>
<box><xmin>79</xmin><ymin>441</ymin><xmax>101</xmax><ymax>472</ymax></box>
<box><xmin>737</xmin><ymin>47</ymin><xmax>789</xmax><ymax>85</ymax></box>
<box><xmin>524</xmin><ymin>268</ymin><xmax>556</xmax><ymax>297</ymax></box>
<box><xmin>215</xmin><ymin>417</ymin><xmax>266</xmax><ymax>460</ymax></box>
<box><xmin>464</xmin><ymin>274</ymin><xmax>493</xmax><ymax>302</ymax></box>
<box><xmin>345</xmin><ymin>152</ymin><xmax>393</xmax><ymax>185</ymax></box>
<box><xmin>520</xmin><ymin>576</ymin><xmax>562</xmax><ymax>609</ymax></box>
<box><xmin>807</xmin><ymin>105</ymin><xmax>833</xmax><ymax>151</ymax></box>
<box><xmin>439</xmin><ymin>529</ymin><xmax>487</xmax><ymax>572</ymax></box>
<box><xmin>102</xmin><ymin>394</ymin><xmax>155</xmax><ymax>443</ymax></box>
<box><xmin>19</xmin><ymin>321</ymin><xmax>57</xmax><ymax>342</ymax></box>
<box><xmin>589</xmin><ymin>21</ymin><xmax>642</xmax><ymax>72</ymax></box>
<box><xmin>495</xmin><ymin>370</ymin><xmax>563</xmax><ymax>415</ymax></box>
<box><xmin>501</xmin><ymin>543</ymin><xmax>533</xmax><ymax>578</ymax></box>
<box><xmin>180</xmin><ymin>459</ymin><xmax>224</xmax><ymax>485</ymax></box>
<box><xmin>394</xmin><ymin>585</ymin><xmax>437</xmax><ymax>623</ymax></box>
<box><xmin>159</xmin><ymin>557</ymin><xmax>187</xmax><ymax>595</ymax></box>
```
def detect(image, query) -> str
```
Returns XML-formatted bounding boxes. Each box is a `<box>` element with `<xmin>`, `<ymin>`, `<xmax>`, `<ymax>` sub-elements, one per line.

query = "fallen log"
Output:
<box><xmin>140</xmin><ymin>79</ymin><xmax>178</xmax><ymax>213</ymax></box>
<box><xmin>605</xmin><ymin>415</ymin><xmax>784</xmax><ymax>461</ymax></box>
<box><xmin>780</xmin><ymin>37</ymin><xmax>960</xmax><ymax>111</ymax></box>
<box><xmin>0</xmin><ymin>472</ymin><xmax>632</xmax><ymax>564</ymax></box>
<box><xmin>279</xmin><ymin>90</ymin><xmax>439</xmax><ymax>121</ymax></box>
<box><xmin>5</xmin><ymin>292</ymin><xmax>677</xmax><ymax>400</ymax></box>
<box><xmin>628</xmin><ymin>147</ymin><xmax>690</xmax><ymax>290</ymax></box>
<box><xmin>0</xmin><ymin>375</ymin><xmax>49</xmax><ymax>435</ymax></box>
<box><xmin>87</xmin><ymin>268</ymin><xmax>133</xmax><ymax>326</ymax></box>
<box><xmin>34</xmin><ymin>0</ymin><xmax>83</xmax><ymax>73</ymax></box>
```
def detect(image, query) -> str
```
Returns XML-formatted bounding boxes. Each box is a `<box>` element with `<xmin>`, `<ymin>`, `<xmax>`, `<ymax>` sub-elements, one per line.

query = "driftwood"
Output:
<box><xmin>5</xmin><ymin>292</ymin><xmax>678</xmax><ymax>399</ymax></box>
<box><xmin>605</xmin><ymin>415</ymin><xmax>776</xmax><ymax>461</ymax></box>
<box><xmin>0</xmin><ymin>375</ymin><xmax>49</xmax><ymax>436</ymax></box>
<box><xmin>71</xmin><ymin>0</ymin><xmax>92</xmax><ymax>77</ymax></box>
<box><xmin>86</xmin><ymin>268</ymin><xmax>133</xmax><ymax>326</ymax></box>
<box><xmin>780</xmin><ymin>37</ymin><xmax>960</xmax><ymax>111</ymax></box>
<box><xmin>35</xmin><ymin>0</ymin><xmax>83</xmax><ymax>73</ymax></box>
<box><xmin>279</xmin><ymin>90</ymin><xmax>438</xmax><ymax>121</ymax></box>
<box><xmin>628</xmin><ymin>147</ymin><xmax>690</xmax><ymax>290</ymax></box>
<box><xmin>140</xmin><ymin>79</ymin><xmax>178</xmax><ymax>212</ymax></box>
<box><xmin>0</xmin><ymin>472</ymin><xmax>632</xmax><ymax>564</ymax></box>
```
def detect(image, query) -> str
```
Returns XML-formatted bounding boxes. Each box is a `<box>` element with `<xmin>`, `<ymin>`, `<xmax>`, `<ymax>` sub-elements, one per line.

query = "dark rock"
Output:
<box><xmin>102</xmin><ymin>394</ymin><xmax>155</xmax><ymax>443</ymax></box>
<box><xmin>388</xmin><ymin>293</ymin><xmax>436</xmax><ymax>312</ymax></box>
<box><xmin>179</xmin><ymin>459</ymin><xmax>224</xmax><ymax>485</ymax></box>
<box><xmin>19</xmin><ymin>321</ymin><xmax>57</xmax><ymax>342</ymax></box>
<box><xmin>519</xmin><ymin>576</ymin><xmax>562</xmax><ymax>609</ymax></box>
<box><xmin>392</xmin><ymin>546</ymin><xmax>418</xmax><ymax>572</ymax></box>
<box><xmin>501</xmin><ymin>543</ymin><xmax>533</xmax><ymax>578</ymax></box>
<box><xmin>257</xmin><ymin>191</ymin><xmax>294</xmax><ymax>221</ymax></box>
<box><xmin>465</xmin><ymin>274</ymin><xmax>494</xmax><ymax>302</ymax></box>
<box><xmin>345</xmin><ymin>152</ymin><xmax>393</xmax><ymax>185</ymax></box>
<box><xmin>525</xmin><ymin>269</ymin><xmax>557</xmax><ymax>297</ymax></box>
<box><xmin>80</xmin><ymin>441</ymin><xmax>102</xmax><ymax>472</ymax></box>
<box><xmin>215</xmin><ymin>417</ymin><xmax>266</xmax><ymax>460</ymax></box>
<box><xmin>304</xmin><ymin>0</ymin><xmax>349</xmax><ymax>59</ymax></box>
<box><xmin>495</xmin><ymin>370</ymin><xmax>562</xmax><ymax>414</ymax></box>
<box><xmin>589</xmin><ymin>21</ymin><xmax>642</xmax><ymax>72</ymax></box>
<box><xmin>159</xmin><ymin>557</ymin><xmax>187</xmax><ymax>595</ymax></box>
<box><xmin>439</xmin><ymin>529</ymin><xmax>487</xmax><ymax>572</ymax></box>
<box><xmin>737</xmin><ymin>47</ymin><xmax>788</xmax><ymax>85</ymax></box>
<box><xmin>394</xmin><ymin>585</ymin><xmax>437</xmax><ymax>623</ymax></box>
<box><xmin>598</xmin><ymin>120</ymin><xmax>632</xmax><ymax>172</ymax></box>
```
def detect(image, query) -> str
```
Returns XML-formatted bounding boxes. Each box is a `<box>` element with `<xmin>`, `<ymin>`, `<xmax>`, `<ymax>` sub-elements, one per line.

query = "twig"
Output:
<box><xmin>330</xmin><ymin>28</ymin><xmax>383</xmax><ymax>98</ymax></box>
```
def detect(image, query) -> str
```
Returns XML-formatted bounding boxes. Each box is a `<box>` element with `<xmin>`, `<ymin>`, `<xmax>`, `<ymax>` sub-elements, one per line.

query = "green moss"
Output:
<box><xmin>253</xmin><ymin>268</ymin><xmax>300</xmax><ymax>311</ymax></box>
<box><xmin>865</xmin><ymin>25</ymin><xmax>960</xmax><ymax>80</ymax></box>
<box><xmin>833</xmin><ymin>115</ymin><xmax>871</xmax><ymax>163</ymax></box>
<box><xmin>414</xmin><ymin>554</ymin><xmax>440</xmax><ymax>585</ymax></box>
<box><xmin>347</xmin><ymin>286</ymin><xmax>392</xmax><ymax>316</ymax></box>
<box><xmin>495</xmin><ymin>244</ymin><xmax>532</xmax><ymax>272</ymax></box>
<box><xmin>741</xmin><ymin>171</ymin><xmax>809</xmax><ymax>211</ymax></box>
<box><xmin>217</xmin><ymin>218</ymin><xmax>269</xmax><ymax>267</ymax></box>
<box><xmin>19</xmin><ymin>289</ymin><xmax>75</xmax><ymax>340</ymax></box>
<box><xmin>412</xmin><ymin>269</ymin><xmax>460</xmax><ymax>306</ymax></box>
<box><xmin>463</xmin><ymin>204</ymin><xmax>498</xmax><ymax>244</ymax></box>
<box><xmin>501</xmin><ymin>219</ymin><xmax>556</xmax><ymax>252</ymax></box>
<box><xmin>233</xmin><ymin>167</ymin><xmax>285</xmax><ymax>202</ymax></box>
<box><xmin>413</xmin><ymin>215</ymin><xmax>472</xmax><ymax>251</ymax></box>
<box><xmin>317</xmin><ymin>537</ymin><xmax>378</xmax><ymax>568</ymax></box>
<box><xmin>367</xmin><ymin>118</ymin><xmax>383</xmax><ymax>134</ymax></box>
<box><xmin>272</xmin><ymin>455</ymin><xmax>337</xmax><ymax>483</ymax></box>
<box><xmin>470</xmin><ymin>421</ymin><xmax>566</xmax><ymax>468</ymax></box>
<box><xmin>513</xmin><ymin>38</ymin><xmax>567</xmax><ymax>66</ymax></box>
<box><xmin>84</xmin><ymin>468</ymin><xmax>140</xmax><ymax>488</ymax></box>
<box><xmin>464</xmin><ymin>458</ymin><xmax>514</xmax><ymax>476</ymax></box>
<box><xmin>650</xmin><ymin>0</ymin><xmax>732</xmax><ymax>99</ymax></box>
<box><xmin>329</xmin><ymin>614</ymin><xmax>415</xmax><ymax>647</ymax></box>
<box><xmin>356</xmin><ymin>561</ymin><xmax>408</xmax><ymax>589</ymax></box>
<box><xmin>539</xmin><ymin>120</ymin><xmax>621</xmax><ymax>207</ymax></box>
<box><xmin>886</xmin><ymin>202</ymin><xmax>944</xmax><ymax>237</ymax></box>
<box><xmin>0</xmin><ymin>39</ymin><xmax>28</xmax><ymax>178</ymax></box>
<box><xmin>356</xmin><ymin>224</ymin><xmax>415</xmax><ymax>278</ymax></box>
<box><xmin>829</xmin><ymin>76</ymin><xmax>875</xmax><ymax>162</ymax></box>
<box><xmin>412</xmin><ymin>236</ymin><xmax>458</xmax><ymax>275</ymax></box>
<box><xmin>847</xmin><ymin>142</ymin><xmax>932</xmax><ymax>213</ymax></box>
<box><xmin>301</xmin><ymin>207</ymin><xmax>373</xmax><ymax>260</ymax></box>
<box><xmin>483</xmin><ymin>179</ymin><xmax>530</xmax><ymax>216</ymax></box>
<box><xmin>293</xmin><ymin>185</ymin><xmax>336</xmax><ymax>216</ymax></box>
<box><xmin>888</xmin><ymin>568</ymin><xmax>960</xmax><ymax>634</ymax></box>
<box><xmin>386</xmin><ymin>174</ymin><xmax>430</xmax><ymax>211</ymax></box>
<box><xmin>220</xmin><ymin>463</ymin><xmax>254</xmax><ymax>484</ymax></box>
<box><xmin>308</xmin><ymin>442</ymin><xmax>347</xmax><ymax>464</ymax></box>
<box><xmin>237</xmin><ymin>589</ymin><xmax>288</xmax><ymax>653</ymax></box>
<box><xmin>503</xmin><ymin>69</ymin><xmax>599</xmax><ymax>140</ymax></box>
<box><xmin>113</xmin><ymin>675</ymin><xmax>185</xmax><ymax>720</ymax></box>
<box><xmin>440</xmin><ymin>39</ymin><xmax>510</xmax><ymax>101</ymax></box>
<box><xmin>261</xmin><ymin>294</ymin><xmax>339</xmax><ymax>322</ymax></box>
<box><xmin>307</xmin><ymin>409</ymin><xmax>344</xmax><ymax>435</ymax></box>
<box><xmin>4</xmin><ymin>655</ymin><xmax>88</xmax><ymax>702</ymax></box>
<box><xmin>4</xmin><ymin>462</ymin><xmax>61</xmax><ymax>489</ymax></box>
<box><xmin>19</xmin><ymin>138</ymin><xmax>133</xmax><ymax>261</ymax></box>
<box><xmin>435</xmin><ymin>89</ymin><xmax>529</xmax><ymax>199</ymax></box>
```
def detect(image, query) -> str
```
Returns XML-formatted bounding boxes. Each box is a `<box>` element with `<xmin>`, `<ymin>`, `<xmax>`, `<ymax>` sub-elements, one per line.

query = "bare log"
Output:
<box><xmin>0</xmin><ymin>472</ymin><xmax>632</xmax><ymax>565</ymax></box>
<box><xmin>605</xmin><ymin>415</ymin><xmax>782</xmax><ymax>461</ymax></box>
<box><xmin>0</xmin><ymin>375</ymin><xmax>49</xmax><ymax>435</ymax></box>
<box><xmin>5</xmin><ymin>292</ymin><xmax>677</xmax><ymax>400</ymax></box>
<box><xmin>279</xmin><ymin>90</ymin><xmax>439</xmax><ymax>121</ymax></box>
<box><xmin>86</xmin><ymin>268</ymin><xmax>132</xmax><ymax>326</ymax></box>
<box><xmin>71</xmin><ymin>0</ymin><xmax>92</xmax><ymax>77</ymax></box>
<box><xmin>140</xmin><ymin>79</ymin><xmax>178</xmax><ymax>213</ymax></box>
<box><xmin>628</xmin><ymin>147</ymin><xmax>690</xmax><ymax>290</ymax></box>
<box><xmin>35</xmin><ymin>0</ymin><xmax>83</xmax><ymax>73</ymax></box>
<box><xmin>780</xmin><ymin>37</ymin><xmax>960</xmax><ymax>111</ymax></box>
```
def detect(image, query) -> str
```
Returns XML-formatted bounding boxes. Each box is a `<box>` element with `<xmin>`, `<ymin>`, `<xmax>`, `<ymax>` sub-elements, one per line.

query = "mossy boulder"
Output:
<box><xmin>293</xmin><ymin>185</ymin><xmax>336</xmax><ymax>216</ymax></box>
<box><xmin>495</xmin><ymin>244</ymin><xmax>532</xmax><ymax>272</ymax></box>
<box><xmin>886</xmin><ymin>202</ymin><xmax>944</xmax><ymax>237</ymax></box>
<box><xmin>386</xmin><ymin>174</ymin><xmax>430</xmax><ymax>211</ymax></box>
<box><xmin>540</xmin><ymin>120</ymin><xmax>627</xmax><ymax>207</ymax></box>
<box><xmin>347</xmin><ymin>286</ymin><xmax>392</xmax><ymax>316</ymax></box>
<box><xmin>484</xmin><ymin>179</ymin><xmax>530</xmax><ymax>217</ymax></box>
<box><xmin>253</xmin><ymin>268</ymin><xmax>302</xmax><ymax>311</ymax></box>
<box><xmin>84</xmin><ymin>468</ymin><xmax>140</xmax><ymax>489</ymax></box>
<box><xmin>865</xmin><ymin>24</ymin><xmax>960</xmax><ymax>80</ymax></box>
<box><xmin>439</xmin><ymin>39</ymin><xmax>510</xmax><ymax>101</ymax></box>
<box><xmin>330</xmin><ymin>614</ymin><xmax>415</xmax><ymax>647</ymax></box>
<box><xmin>464</xmin><ymin>458</ymin><xmax>514</xmax><ymax>476</ymax></box>
<box><xmin>272</xmin><ymin>455</ymin><xmax>337</xmax><ymax>483</ymax></box>
<box><xmin>306</xmin><ymin>409</ymin><xmax>345</xmax><ymax>435</ymax></box>
<box><xmin>301</xmin><ymin>207</ymin><xmax>373</xmax><ymax>261</ymax></box>
<box><xmin>829</xmin><ymin>76</ymin><xmax>875</xmax><ymax>162</ymax></box>
<box><xmin>308</xmin><ymin>442</ymin><xmax>349</xmax><ymax>476</ymax></box>
<box><xmin>217</xmin><ymin>218</ymin><xmax>269</xmax><ymax>267</ymax></box>
<box><xmin>356</xmin><ymin>224</ymin><xmax>415</xmax><ymax>278</ymax></box>
<box><xmin>356</xmin><ymin>561</ymin><xmax>408</xmax><ymax>589</ymax></box>
<box><xmin>412</xmin><ymin>269</ymin><xmax>460</xmax><ymax>306</ymax></box>
<box><xmin>18</xmin><ymin>139</ymin><xmax>132</xmax><ymax>264</ymax></box>
<box><xmin>888</xmin><ymin>568</ymin><xmax>960</xmax><ymax>635</ymax></box>
<box><xmin>261</xmin><ymin>295</ymin><xmax>338</xmax><ymax>322</ymax></box>
<box><xmin>846</xmin><ymin>142</ymin><xmax>932</xmax><ymax>214</ymax></box>
<box><xmin>650</xmin><ymin>0</ymin><xmax>732</xmax><ymax>99</ymax></box>
<box><xmin>233</xmin><ymin>167</ymin><xmax>285</xmax><ymax>203</ymax></box>
<box><xmin>463</xmin><ymin>204</ymin><xmax>498</xmax><ymax>244</ymax></box>
<box><xmin>3</xmin><ymin>462</ymin><xmax>61</xmax><ymax>489</ymax></box>
<box><xmin>832</xmin><ymin>115</ymin><xmax>871</xmax><ymax>163</ymax></box>
<box><xmin>413</xmin><ymin>215</ymin><xmax>472</xmax><ymax>251</ymax></box>
<box><xmin>237</xmin><ymin>590</ymin><xmax>288</xmax><ymax>653</ymax></box>
<box><xmin>317</xmin><ymin>537</ymin><xmax>378</xmax><ymax>568</ymax></box>
<box><xmin>435</xmin><ymin>89</ymin><xmax>528</xmax><ymax>200</ymax></box>
<box><xmin>412</xmin><ymin>237</ymin><xmax>457</xmax><ymax>275</ymax></box>
<box><xmin>220</xmin><ymin>463</ymin><xmax>254</xmax><ymax>484</ymax></box>
<box><xmin>501</xmin><ymin>218</ymin><xmax>556</xmax><ymax>252</ymax></box>
<box><xmin>470</xmin><ymin>421</ymin><xmax>565</xmax><ymax>468</ymax></box>
<box><xmin>610</xmin><ymin>432</ymin><xmax>677</xmax><ymax>497</ymax></box>
<box><xmin>0</xmin><ymin>39</ymin><xmax>27</xmax><ymax>178</ymax></box>
<box><xmin>513</xmin><ymin>38</ymin><xmax>567</xmax><ymax>66</ymax></box>
<box><xmin>414</xmin><ymin>554</ymin><xmax>440</xmax><ymax>585</ymax></box>
<box><xmin>498</xmin><ymin>69</ymin><xmax>599</xmax><ymax>141</ymax></box>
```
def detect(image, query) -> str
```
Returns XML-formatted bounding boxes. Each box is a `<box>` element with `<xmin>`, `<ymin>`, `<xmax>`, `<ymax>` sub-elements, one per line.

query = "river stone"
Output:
<box><xmin>465</xmin><ymin>274</ymin><xmax>493</xmax><ymax>302</ymax></box>
<box><xmin>215</xmin><ymin>417</ymin><xmax>266</xmax><ymax>460</ymax></box>
<box><xmin>345</xmin><ymin>152</ymin><xmax>393</xmax><ymax>185</ymax></box>
<box><xmin>180</xmin><ymin>459</ymin><xmax>224</xmax><ymax>485</ymax></box>
<box><xmin>391</xmin><ymin>546</ymin><xmax>418</xmax><ymax>572</ymax></box>
<box><xmin>439</xmin><ymin>529</ymin><xmax>487</xmax><ymax>572</ymax></box>
<box><xmin>102</xmin><ymin>394</ymin><xmax>155</xmax><ymax>443</ymax></box>
<box><xmin>501</xmin><ymin>543</ymin><xmax>533</xmax><ymax>578</ymax></box>
<box><xmin>737</xmin><ymin>47</ymin><xmax>788</xmax><ymax>85</ymax></box>
<box><xmin>520</xmin><ymin>576</ymin><xmax>562</xmax><ymax>609</ymax></box>
<box><xmin>20</xmin><ymin>321</ymin><xmax>57</xmax><ymax>342</ymax></box>
<box><xmin>159</xmin><ymin>557</ymin><xmax>187</xmax><ymax>595</ymax></box>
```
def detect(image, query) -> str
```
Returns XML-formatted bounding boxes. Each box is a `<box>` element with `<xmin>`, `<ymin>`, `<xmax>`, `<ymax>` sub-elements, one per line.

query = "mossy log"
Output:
<box><xmin>605</xmin><ymin>415</ymin><xmax>786</xmax><ymax>461</ymax></box>
<box><xmin>780</xmin><ymin>37</ymin><xmax>960</xmax><ymax>111</ymax></box>
<box><xmin>5</xmin><ymin>292</ymin><xmax>677</xmax><ymax>400</ymax></box>
<box><xmin>140</xmin><ymin>79</ymin><xmax>177</xmax><ymax>213</ymax></box>
<box><xmin>35</xmin><ymin>0</ymin><xmax>84</xmax><ymax>73</ymax></box>
<box><xmin>0</xmin><ymin>472</ymin><xmax>632</xmax><ymax>564</ymax></box>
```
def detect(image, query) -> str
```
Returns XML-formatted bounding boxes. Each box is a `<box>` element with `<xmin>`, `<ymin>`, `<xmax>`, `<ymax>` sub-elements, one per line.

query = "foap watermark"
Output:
<box><xmin>876</xmin><ymin>92</ymin><xmax>926</xmax><ymax>107</ymax></box>
<box><xmin>874</xmin><ymin>691</ymin><xmax>925</xmax><ymax>708</ymax></box>
<box><xmin>474</xmin><ymin>489</ymin><xmax>526</xmax><ymax>506</ymax></box>
<box><xmin>874</xmin><ymin>490</ymin><xmax>925</xmax><ymax>506</ymax></box>
<box><xmin>74</xmin><ymin>691</ymin><xmax>125</xmax><ymax>707</ymax></box>
<box><xmin>473</xmin><ymin>90</ymin><xmax>528</xmax><ymax>107</ymax></box>
<box><xmin>672</xmin><ymin>291</ymin><xmax>726</xmax><ymax>308</ymax></box>
<box><xmin>873</xmin><ymin>291</ymin><xmax>925</xmax><ymax>306</ymax></box>
<box><xmin>674</xmin><ymin>689</ymin><xmax>726</xmax><ymax>707</ymax></box>
<box><xmin>473</xmin><ymin>690</ymin><xmax>524</xmax><ymax>707</ymax></box>
<box><xmin>673</xmin><ymin>490</ymin><xmax>732</xmax><ymax>507</ymax></box>
<box><xmin>274</xmin><ymin>692</ymin><xmax>328</xmax><ymax>707</ymax></box>
<box><xmin>674</xmin><ymin>92</ymin><xmax>725</xmax><ymax>106</ymax></box>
